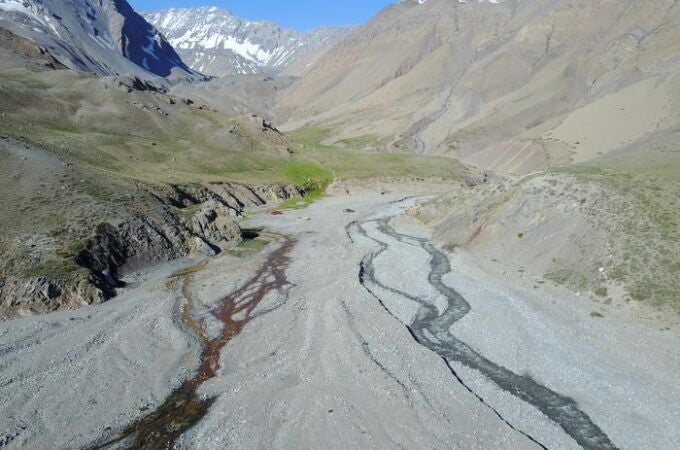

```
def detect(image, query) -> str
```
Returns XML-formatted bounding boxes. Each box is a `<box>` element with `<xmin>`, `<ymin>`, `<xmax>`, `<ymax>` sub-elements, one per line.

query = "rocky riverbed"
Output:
<box><xmin>1</xmin><ymin>194</ymin><xmax>678</xmax><ymax>449</ymax></box>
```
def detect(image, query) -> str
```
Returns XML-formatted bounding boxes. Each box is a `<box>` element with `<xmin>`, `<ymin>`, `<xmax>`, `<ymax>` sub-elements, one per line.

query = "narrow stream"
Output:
<box><xmin>350</xmin><ymin>216</ymin><xmax>618</xmax><ymax>450</ymax></box>
<box><xmin>90</xmin><ymin>239</ymin><xmax>295</xmax><ymax>450</ymax></box>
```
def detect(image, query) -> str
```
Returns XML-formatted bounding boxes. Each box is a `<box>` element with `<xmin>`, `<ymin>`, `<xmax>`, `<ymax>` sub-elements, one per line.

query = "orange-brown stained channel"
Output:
<box><xmin>90</xmin><ymin>239</ymin><xmax>296</xmax><ymax>450</ymax></box>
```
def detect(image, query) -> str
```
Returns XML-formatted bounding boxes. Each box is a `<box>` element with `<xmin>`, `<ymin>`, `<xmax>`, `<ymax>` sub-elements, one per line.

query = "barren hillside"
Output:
<box><xmin>278</xmin><ymin>0</ymin><xmax>680</xmax><ymax>173</ymax></box>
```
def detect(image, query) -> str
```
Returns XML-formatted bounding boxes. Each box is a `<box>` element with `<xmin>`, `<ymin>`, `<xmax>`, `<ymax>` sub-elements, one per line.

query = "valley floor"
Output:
<box><xmin>1</xmin><ymin>194</ymin><xmax>678</xmax><ymax>449</ymax></box>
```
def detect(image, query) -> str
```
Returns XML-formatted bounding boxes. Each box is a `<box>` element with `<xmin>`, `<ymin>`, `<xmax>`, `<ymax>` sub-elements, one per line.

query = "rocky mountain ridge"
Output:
<box><xmin>0</xmin><ymin>0</ymin><xmax>199</xmax><ymax>79</ymax></box>
<box><xmin>144</xmin><ymin>6</ymin><xmax>350</xmax><ymax>76</ymax></box>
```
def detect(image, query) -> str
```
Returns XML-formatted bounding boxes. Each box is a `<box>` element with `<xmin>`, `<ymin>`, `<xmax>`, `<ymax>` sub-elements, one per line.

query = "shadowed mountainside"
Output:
<box><xmin>0</xmin><ymin>0</ymin><xmax>199</xmax><ymax>79</ymax></box>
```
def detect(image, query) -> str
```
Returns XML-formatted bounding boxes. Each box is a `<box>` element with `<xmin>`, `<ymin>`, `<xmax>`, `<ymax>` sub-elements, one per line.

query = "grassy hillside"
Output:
<box><xmin>0</xmin><ymin>68</ymin><xmax>297</xmax><ymax>184</ymax></box>
<box><xmin>0</xmin><ymin>68</ymin><xmax>466</xmax><ymax>187</ymax></box>
<box><xmin>288</xmin><ymin>126</ymin><xmax>467</xmax><ymax>181</ymax></box>
<box><xmin>0</xmin><ymin>67</ymin><xmax>467</xmax><ymax>296</ymax></box>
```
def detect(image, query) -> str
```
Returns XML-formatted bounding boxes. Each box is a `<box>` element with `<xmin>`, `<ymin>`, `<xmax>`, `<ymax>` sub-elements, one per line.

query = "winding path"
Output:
<box><xmin>348</xmin><ymin>216</ymin><xmax>618</xmax><ymax>450</ymax></box>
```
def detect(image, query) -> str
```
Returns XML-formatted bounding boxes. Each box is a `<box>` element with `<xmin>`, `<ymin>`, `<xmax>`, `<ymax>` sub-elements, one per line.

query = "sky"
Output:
<box><xmin>129</xmin><ymin>0</ymin><xmax>395</xmax><ymax>31</ymax></box>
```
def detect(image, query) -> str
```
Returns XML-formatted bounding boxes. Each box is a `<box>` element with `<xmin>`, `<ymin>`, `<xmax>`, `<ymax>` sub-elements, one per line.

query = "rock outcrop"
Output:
<box><xmin>0</xmin><ymin>275</ymin><xmax>106</xmax><ymax>317</ymax></box>
<box><xmin>0</xmin><ymin>181</ymin><xmax>306</xmax><ymax>319</ymax></box>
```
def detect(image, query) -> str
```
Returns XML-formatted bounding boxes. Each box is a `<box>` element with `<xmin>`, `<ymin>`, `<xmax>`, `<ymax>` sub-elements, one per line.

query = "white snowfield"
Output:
<box><xmin>0</xmin><ymin>194</ymin><xmax>678</xmax><ymax>449</ymax></box>
<box><xmin>0</xmin><ymin>0</ymin><xmax>49</xmax><ymax>27</ymax></box>
<box><xmin>144</xmin><ymin>7</ymin><xmax>349</xmax><ymax>76</ymax></box>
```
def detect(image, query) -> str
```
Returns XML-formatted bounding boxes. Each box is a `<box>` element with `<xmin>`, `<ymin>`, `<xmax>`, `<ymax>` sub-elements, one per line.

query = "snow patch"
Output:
<box><xmin>0</xmin><ymin>0</ymin><xmax>47</xmax><ymax>26</ymax></box>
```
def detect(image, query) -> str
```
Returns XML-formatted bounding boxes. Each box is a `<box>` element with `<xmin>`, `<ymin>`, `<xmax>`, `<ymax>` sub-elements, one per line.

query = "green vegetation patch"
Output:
<box><xmin>337</xmin><ymin>134</ymin><xmax>387</xmax><ymax>149</ymax></box>
<box><xmin>279</xmin><ymin>189</ymin><xmax>325</xmax><ymax>210</ymax></box>
<box><xmin>288</xmin><ymin>125</ymin><xmax>468</xmax><ymax>181</ymax></box>
<box><xmin>595</xmin><ymin>287</ymin><xmax>609</xmax><ymax>298</ymax></box>
<box><xmin>282</xmin><ymin>160</ymin><xmax>334</xmax><ymax>189</ymax></box>
<box><xmin>544</xmin><ymin>270</ymin><xmax>590</xmax><ymax>291</ymax></box>
<box><xmin>228</xmin><ymin>236</ymin><xmax>268</xmax><ymax>258</ymax></box>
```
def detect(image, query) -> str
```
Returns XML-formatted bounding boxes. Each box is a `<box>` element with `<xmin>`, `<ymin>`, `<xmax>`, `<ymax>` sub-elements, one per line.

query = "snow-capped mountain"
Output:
<box><xmin>144</xmin><ymin>7</ymin><xmax>350</xmax><ymax>76</ymax></box>
<box><xmin>0</xmin><ymin>0</ymin><xmax>199</xmax><ymax>79</ymax></box>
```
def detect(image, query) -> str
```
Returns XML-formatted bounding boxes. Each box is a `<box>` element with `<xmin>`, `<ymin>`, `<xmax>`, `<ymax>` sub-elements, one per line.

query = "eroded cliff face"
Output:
<box><xmin>0</xmin><ymin>182</ymin><xmax>305</xmax><ymax>319</ymax></box>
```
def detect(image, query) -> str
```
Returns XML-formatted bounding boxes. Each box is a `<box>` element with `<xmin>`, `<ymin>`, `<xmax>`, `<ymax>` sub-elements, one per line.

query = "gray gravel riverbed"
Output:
<box><xmin>1</xmin><ymin>194</ymin><xmax>678</xmax><ymax>449</ymax></box>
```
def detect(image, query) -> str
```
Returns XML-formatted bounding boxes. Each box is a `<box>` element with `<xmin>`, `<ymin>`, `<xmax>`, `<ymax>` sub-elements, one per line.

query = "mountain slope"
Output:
<box><xmin>0</xmin><ymin>0</ymin><xmax>199</xmax><ymax>79</ymax></box>
<box><xmin>0</xmin><ymin>51</ymin><xmax>466</xmax><ymax>316</ymax></box>
<box><xmin>144</xmin><ymin>7</ymin><xmax>349</xmax><ymax>76</ymax></box>
<box><xmin>278</xmin><ymin>0</ymin><xmax>680</xmax><ymax>173</ymax></box>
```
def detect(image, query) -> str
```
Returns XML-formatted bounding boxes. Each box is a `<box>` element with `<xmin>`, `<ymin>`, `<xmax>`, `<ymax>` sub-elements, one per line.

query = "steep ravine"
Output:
<box><xmin>0</xmin><ymin>182</ymin><xmax>306</xmax><ymax>319</ymax></box>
